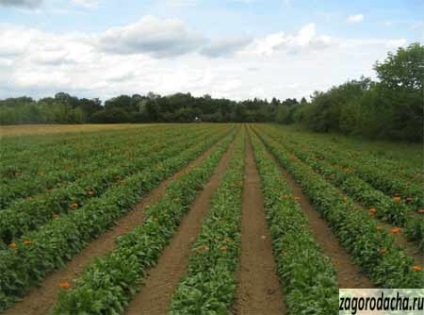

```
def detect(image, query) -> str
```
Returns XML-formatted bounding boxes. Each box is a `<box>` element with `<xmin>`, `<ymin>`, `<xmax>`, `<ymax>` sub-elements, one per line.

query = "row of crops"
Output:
<box><xmin>0</xmin><ymin>124</ymin><xmax>236</xmax><ymax>311</ymax></box>
<box><xmin>0</xmin><ymin>123</ymin><xmax>422</xmax><ymax>314</ymax></box>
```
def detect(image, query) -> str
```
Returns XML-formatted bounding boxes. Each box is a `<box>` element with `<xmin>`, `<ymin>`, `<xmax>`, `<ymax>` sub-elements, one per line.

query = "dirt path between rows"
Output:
<box><xmin>234</xmin><ymin>136</ymin><xmax>286</xmax><ymax>315</ymax></box>
<box><xmin>4</xmin><ymin>136</ymin><xmax>233</xmax><ymax>315</ymax></box>
<box><xmin>124</xmin><ymin>136</ymin><xmax>236</xmax><ymax>315</ymax></box>
<box><xmin>257</xmin><ymin>135</ymin><xmax>373</xmax><ymax>289</ymax></box>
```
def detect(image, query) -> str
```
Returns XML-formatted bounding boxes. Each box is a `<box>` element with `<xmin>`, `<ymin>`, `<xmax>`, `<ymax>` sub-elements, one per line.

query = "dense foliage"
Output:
<box><xmin>0</xmin><ymin>43</ymin><xmax>422</xmax><ymax>142</ymax></box>
<box><xmin>254</xmin><ymin>125</ymin><xmax>423</xmax><ymax>288</ymax></box>
<box><xmin>0</xmin><ymin>125</ymin><xmax>233</xmax><ymax>311</ymax></box>
<box><xmin>288</xmin><ymin>43</ymin><xmax>424</xmax><ymax>142</ymax></box>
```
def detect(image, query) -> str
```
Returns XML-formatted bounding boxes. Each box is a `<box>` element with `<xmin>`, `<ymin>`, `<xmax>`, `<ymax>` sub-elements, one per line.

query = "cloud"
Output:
<box><xmin>0</xmin><ymin>21</ymin><xmax>412</xmax><ymax>102</ymax></box>
<box><xmin>386</xmin><ymin>38</ymin><xmax>407</xmax><ymax>48</ymax></box>
<box><xmin>0</xmin><ymin>0</ymin><xmax>42</xmax><ymax>8</ymax></box>
<box><xmin>346</xmin><ymin>14</ymin><xmax>364</xmax><ymax>24</ymax></box>
<box><xmin>200</xmin><ymin>38</ymin><xmax>251</xmax><ymax>57</ymax></box>
<box><xmin>243</xmin><ymin>23</ymin><xmax>333</xmax><ymax>56</ymax></box>
<box><xmin>97</xmin><ymin>16</ymin><xmax>205</xmax><ymax>57</ymax></box>
<box><xmin>71</xmin><ymin>0</ymin><xmax>100</xmax><ymax>9</ymax></box>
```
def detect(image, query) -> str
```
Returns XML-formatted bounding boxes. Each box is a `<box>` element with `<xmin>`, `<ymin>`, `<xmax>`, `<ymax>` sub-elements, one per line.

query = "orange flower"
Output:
<box><xmin>220</xmin><ymin>246</ymin><xmax>227</xmax><ymax>252</ymax></box>
<box><xmin>59</xmin><ymin>282</ymin><xmax>71</xmax><ymax>289</ymax></box>
<box><xmin>294</xmin><ymin>196</ymin><xmax>301</xmax><ymax>201</ymax></box>
<box><xmin>406</xmin><ymin>197</ymin><xmax>413</xmax><ymax>201</ymax></box>
<box><xmin>23</xmin><ymin>240</ymin><xmax>32</xmax><ymax>246</ymax></box>
<box><xmin>412</xmin><ymin>265</ymin><xmax>422</xmax><ymax>272</ymax></box>
<box><xmin>70</xmin><ymin>202</ymin><xmax>79</xmax><ymax>209</ymax></box>
<box><xmin>198</xmin><ymin>244</ymin><xmax>209</xmax><ymax>251</ymax></box>
<box><xmin>391</xmin><ymin>227</ymin><xmax>401</xmax><ymax>234</ymax></box>
<box><xmin>392</xmin><ymin>196</ymin><xmax>401</xmax><ymax>202</ymax></box>
<box><xmin>369</xmin><ymin>208</ymin><xmax>377</xmax><ymax>215</ymax></box>
<box><xmin>379</xmin><ymin>248</ymin><xmax>388</xmax><ymax>254</ymax></box>
<box><xmin>8</xmin><ymin>242</ymin><xmax>17</xmax><ymax>249</ymax></box>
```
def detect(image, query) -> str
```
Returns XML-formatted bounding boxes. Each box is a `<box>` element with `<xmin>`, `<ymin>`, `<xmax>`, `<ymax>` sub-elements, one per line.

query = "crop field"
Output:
<box><xmin>0</xmin><ymin>123</ymin><xmax>422</xmax><ymax>314</ymax></box>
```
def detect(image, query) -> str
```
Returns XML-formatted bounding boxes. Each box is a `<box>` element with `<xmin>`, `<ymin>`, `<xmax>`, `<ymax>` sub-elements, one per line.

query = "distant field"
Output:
<box><xmin>0</xmin><ymin>123</ymin><xmax>422</xmax><ymax>314</ymax></box>
<box><xmin>0</xmin><ymin>123</ymin><xmax>154</xmax><ymax>137</ymax></box>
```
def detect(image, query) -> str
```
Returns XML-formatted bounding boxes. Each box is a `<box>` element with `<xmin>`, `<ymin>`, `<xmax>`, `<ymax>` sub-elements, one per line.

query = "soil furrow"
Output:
<box><xmin>260</xmin><ymin>140</ymin><xmax>373</xmax><ymax>289</ymax></box>
<box><xmin>234</xmin><ymin>136</ymin><xmax>286</xmax><ymax>315</ymax></box>
<box><xmin>3</xmin><ymin>137</ymin><xmax>231</xmax><ymax>315</ymax></box>
<box><xmin>124</xmin><ymin>136</ymin><xmax>236</xmax><ymax>315</ymax></box>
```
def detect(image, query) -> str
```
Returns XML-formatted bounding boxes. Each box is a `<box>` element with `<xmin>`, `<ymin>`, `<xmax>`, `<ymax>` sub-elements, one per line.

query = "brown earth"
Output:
<box><xmin>275</xmin><ymin>162</ymin><xmax>374</xmax><ymax>288</ymax></box>
<box><xmin>3</xmin><ymin>136</ymin><xmax>232</xmax><ymax>315</ymax></box>
<box><xmin>0</xmin><ymin>124</ymin><xmax>155</xmax><ymax>137</ymax></box>
<box><xmin>234</xmin><ymin>136</ymin><xmax>286</xmax><ymax>315</ymax></box>
<box><xmin>124</xmin><ymin>135</ymin><xmax>237</xmax><ymax>315</ymax></box>
<box><xmin>256</xmin><ymin>133</ymin><xmax>373</xmax><ymax>289</ymax></box>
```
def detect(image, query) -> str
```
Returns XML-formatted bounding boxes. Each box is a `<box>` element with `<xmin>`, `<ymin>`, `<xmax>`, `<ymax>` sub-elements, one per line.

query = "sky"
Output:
<box><xmin>0</xmin><ymin>0</ymin><xmax>423</xmax><ymax>101</ymax></box>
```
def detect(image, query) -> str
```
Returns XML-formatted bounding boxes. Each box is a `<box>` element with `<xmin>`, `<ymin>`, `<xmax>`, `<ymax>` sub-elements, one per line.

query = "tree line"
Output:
<box><xmin>1</xmin><ymin>43</ymin><xmax>422</xmax><ymax>142</ymax></box>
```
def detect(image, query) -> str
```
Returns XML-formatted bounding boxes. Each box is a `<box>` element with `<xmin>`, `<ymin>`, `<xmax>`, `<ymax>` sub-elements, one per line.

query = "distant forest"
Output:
<box><xmin>1</xmin><ymin>43</ymin><xmax>423</xmax><ymax>142</ymax></box>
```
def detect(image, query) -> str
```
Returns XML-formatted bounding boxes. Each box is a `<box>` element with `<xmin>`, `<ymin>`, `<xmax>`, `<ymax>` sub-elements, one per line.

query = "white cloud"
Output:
<box><xmin>386</xmin><ymin>38</ymin><xmax>407</xmax><ymax>48</ymax></box>
<box><xmin>97</xmin><ymin>16</ymin><xmax>205</xmax><ymax>57</ymax></box>
<box><xmin>243</xmin><ymin>23</ymin><xmax>333</xmax><ymax>56</ymax></box>
<box><xmin>200</xmin><ymin>38</ymin><xmax>251</xmax><ymax>57</ymax></box>
<box><xmin>0</xmin><ymin>20</ymin><xmax>411</xmax><ymax>102</ymax></box>
<box><xmin>346</xmin><ymin>14</ymin><xmax>364</xmax><ymax>24</ymax></box>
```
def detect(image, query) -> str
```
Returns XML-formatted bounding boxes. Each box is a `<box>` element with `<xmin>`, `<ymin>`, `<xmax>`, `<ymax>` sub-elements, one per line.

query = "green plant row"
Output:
<box><xmin>169</xmin><ymin>130</ymin><xmax>245</xmax><ymax>315</ymax></box>
<box><xmin>261</xmin><ymin>125</ymin><xmax>422</xmax><ymax>186</ymax></box>
<box><xmin>53</xmin><ymin>130</ymin><xmax>237</xmax><ymax>315</ymax></box>
<box><xmin>0</xmin><ymin>127</ymin><xmax>218</xmax><ymax>246</ymax></box>
<box><xmin>0</xmin><ymin>128</ymin><xmax>145</xmax><ymax>204</ymax></box>
<box><xmin>1</xmin><ymin>125</ymin><xmax>217</xmax><ymax>209</ymax></box>
<box><xmin>1</xmin><ymin>125</ymin><xmax>180</xmax><ymax>169</ymax></box>
<box><xmin>249</xmin><ymin>131</ymin><xmax>339</xmax><ymax>314</ymax></box>
<box><xmin>0</xmin><ymin>129</ymin><xmax>235</xmax><ymax>312</ymax></box>
<box><xmin>253</xmin><ymin>127</ymin><xmax>423</xmax><ymax>288</ymax></box>
<box><xmin>261</xmin><ymin>125</ymin><xmax>423</xmax><ymax>210</ymax></box>
<box><xmin>258</xmin><ymin>127</ymin><xmax>424</xmax><ymax>251</ymax></box>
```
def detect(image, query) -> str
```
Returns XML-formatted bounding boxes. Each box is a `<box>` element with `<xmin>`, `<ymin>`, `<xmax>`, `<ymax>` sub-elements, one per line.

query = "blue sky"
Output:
<box><xmin>0</xmin><ymin>0</ymin><xmax>423</xmax><ymax>100</ymax></box>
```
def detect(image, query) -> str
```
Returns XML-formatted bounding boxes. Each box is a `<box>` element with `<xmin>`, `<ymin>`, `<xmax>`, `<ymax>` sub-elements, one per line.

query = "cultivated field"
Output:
<box><xmin>0</xmin><ymin>123</ymin><xmax>422</xmax><ymax>314</ymax></box>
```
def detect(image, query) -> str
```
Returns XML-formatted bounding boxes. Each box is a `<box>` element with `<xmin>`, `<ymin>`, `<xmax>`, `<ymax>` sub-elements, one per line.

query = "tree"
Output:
<box><xmin>374</xmin><ymin>43</ymin><xmax>424</xmax><ymax>141</ymax></box>
<box><xmin>374</xmin><ymin>43</ymin><xmax>424</xmax><ymax>90</ymax></box>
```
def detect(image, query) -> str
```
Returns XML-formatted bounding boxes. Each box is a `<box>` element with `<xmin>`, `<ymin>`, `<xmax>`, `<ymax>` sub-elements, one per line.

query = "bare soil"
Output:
<box><xmin>124</xmin><ymin>137</ymin><xmax>236</xmax><ymax>315</ymax></box>
<box><xmin>3</xmin><ymin>138</ymin><xmax>229</xmax><ymax>315</ymax></box>
<box><xmin>261</xmin><ymin>139</ymin><xmax>373</xmax><ymax>288</ymax></box>
<box><xmin>0</xmin><ymin>124</ymin><xmax>152</xmax><ymax>137</ymax></box>
<box><xmin>234</xmin><ymin>137</ymin><xmax>286</xmax><ymax>315</ymax></box>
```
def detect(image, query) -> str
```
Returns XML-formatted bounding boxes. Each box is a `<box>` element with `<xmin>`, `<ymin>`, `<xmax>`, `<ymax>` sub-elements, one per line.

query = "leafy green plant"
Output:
<box><xmin>170</xmin><ymin>131</ymin><xmax>245</xmax><ymax>315</ymax></box>
<box><xmin>250</xmin><ymin>130</ymin><xmax>338</xmax><ymax>314</ymax></box>
<box><xmin>253</xmin><ymin>126</ymin><xmax>423</xmax><ymax>288</ymax></box>
<box><xmin>53</xmin><ymin>130</ymin><xmax>237</xmax><ymax>314</ymax></box>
